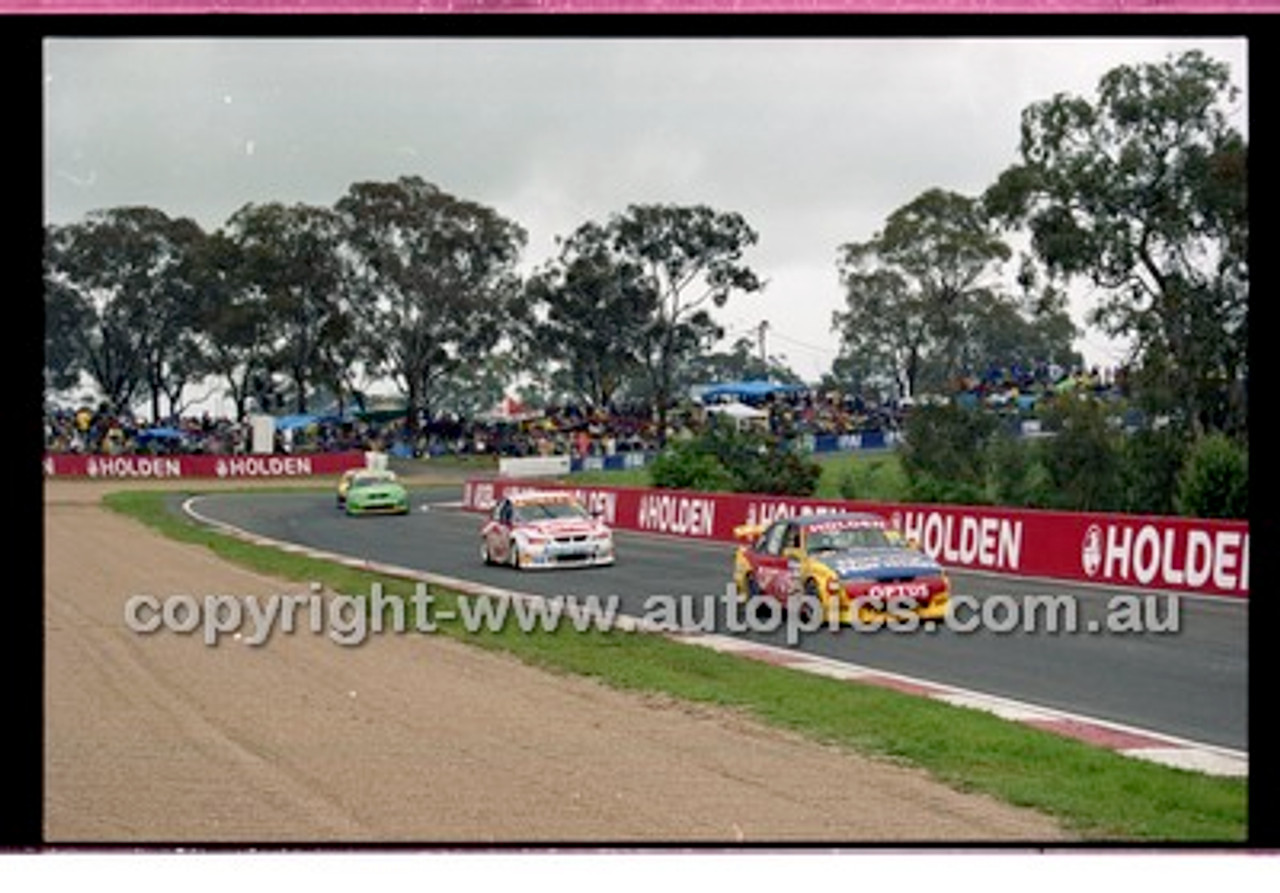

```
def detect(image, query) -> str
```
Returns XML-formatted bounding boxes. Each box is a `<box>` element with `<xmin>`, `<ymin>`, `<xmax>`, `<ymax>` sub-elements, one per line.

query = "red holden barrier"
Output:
<box><xmin>462</xmin><ymin>478</ymin><xmax>1249</xmax><ymax>599</ymax></box>
<box><xmin>43</xmin><ymin>451</ymin><xmax>367</xmax><ymax>479</ymax></box>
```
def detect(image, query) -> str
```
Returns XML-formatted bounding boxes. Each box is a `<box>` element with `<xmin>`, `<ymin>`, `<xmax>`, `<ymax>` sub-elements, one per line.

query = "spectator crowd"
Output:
<box><xmin>44</xmin><ymin>364</ymin><xmax>1131</xmax><ymax>459</ymax></box>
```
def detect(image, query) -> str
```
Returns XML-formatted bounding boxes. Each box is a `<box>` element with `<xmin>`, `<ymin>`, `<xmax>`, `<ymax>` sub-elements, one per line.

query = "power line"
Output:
<box><xmin>767</xmin><ymin>329</ymin><xmax>841</xmax><ymax>356</ymax></box>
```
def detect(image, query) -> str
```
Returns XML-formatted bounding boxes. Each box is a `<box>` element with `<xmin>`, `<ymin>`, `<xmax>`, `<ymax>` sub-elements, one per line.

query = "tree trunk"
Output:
<box><xmin>293</xmin><ymin>367</ymin><xmax>308</xmax><ymax>414</ymax></box>
<box><xmin>405</xmin><ymin>374</ymin><xmax>421</xmax><ymax>441</ymax></box>
<box><xmin>229</xmin><ymin>371</ymin><xmax>248</xmax><ymax>422</ymax></box>
<box><xmin>150</xmin><ymin>369</ymin><xmax>163</xmax><ymax>424</ymax></box>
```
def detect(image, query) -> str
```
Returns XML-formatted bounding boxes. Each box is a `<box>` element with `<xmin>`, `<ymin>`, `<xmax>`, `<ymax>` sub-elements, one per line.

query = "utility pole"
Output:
<box><xmin>757</xmin><ymin>320</ymin><xmax>769</xmax><ymax>374</ymax></box>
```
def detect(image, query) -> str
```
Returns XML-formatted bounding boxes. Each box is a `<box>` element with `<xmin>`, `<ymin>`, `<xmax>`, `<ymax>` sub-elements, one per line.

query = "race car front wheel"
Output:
<box><xmin>743</xmin><ymin>574</ymin><xmax>775</xmax><ymax>622</ymax></box>
<box><xmin>508</xmin><ymin>539</ymin><xmax>520</xmax><ymax>569</ymax></box>
<box><xmin>796</xmin><ymin>579</ymin><xmax>821</xmax><ymax>626</ymax></box>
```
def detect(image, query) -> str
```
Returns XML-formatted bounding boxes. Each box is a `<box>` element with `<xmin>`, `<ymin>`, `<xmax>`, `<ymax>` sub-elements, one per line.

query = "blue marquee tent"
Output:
<box><xmin>136</xmin><ymin>427</ymin><xmax>187</xmax><ymax>442</ymax></box>
<box><xmin>697</xmin><ymin>380</ymin><xmax>808</xmax><ymax>403</ymax></box>
<box><xmin>273</xmin><ymin>413</ymin><xmax>346</xmax><ymax>431</ymax></box>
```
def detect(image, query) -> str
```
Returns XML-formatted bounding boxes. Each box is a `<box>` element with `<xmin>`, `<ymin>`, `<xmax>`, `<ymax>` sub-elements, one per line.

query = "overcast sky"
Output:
<box><xmin>44</xmin><ymin>36</ymin><xmax>1248</xmax><ymax>391</ymax></box>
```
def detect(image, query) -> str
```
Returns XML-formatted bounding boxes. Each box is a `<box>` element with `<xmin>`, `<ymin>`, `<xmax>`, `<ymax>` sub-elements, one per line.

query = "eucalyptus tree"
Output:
<box><xmin>685</xmin><ymin>335</ymin><xmax>805</xmax><ymax>388</ymax></box>
<box><xmin>186</xmin><ymin>229</ymin><xmax>278</xmax><ymax>420</ymax></box>
<box><xmin>523</xmin><ymin>220</ymin><xmax>656</xmax><ymax>410</ymax></box>
<box><xmin>835</xmin><ymin>189</ymin><xmax>1013</xmax><ymax>398</ymax></box>
<box><xmin>962</xmin><ymin>274</ymin><xmax>1081</xmax><ymax>378</ymax></box>
<box><xmin>335</xmin><ymin>176</ymin><xmax>527</xmax><ymax>435</ymax></box>
<box><xmin>831</xmin><ymin>265</ymin><xmax>922</xmax><ymax>401</ymax></box>
<box><xmin>984</xmin><ymin>49</ymin><xmax>1247</xmax><ymax>436</ymax></box>
<box><xmin>43</xmin><ymin>207</ymin><xmax>206</xmax><ymax>420</ymax></box>
<box><xmin>224</xmin><ymin>201</ymin><xmax>348</xmax><ymax>415</ymax></box>
<box><xmin>43</xmin><ymin>231</ymin><xmax>92</xmax><ymax>396</ymax></box>
<box><xmin>432</xmin><ymin>351</ymin><xmax>520</xmax><ymax>419</ymax></box>
<box><xmin>607</xmin><ymin>204</ymin><xmax>763</xmax><ymax>441</ymax></box>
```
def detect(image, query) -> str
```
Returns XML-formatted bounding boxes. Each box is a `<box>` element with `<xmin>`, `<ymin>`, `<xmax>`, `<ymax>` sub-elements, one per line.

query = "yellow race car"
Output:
<box><xmin>732</xmin><ymin>512</ymin><xmax>950</xmax><ymax>626</ymax></box>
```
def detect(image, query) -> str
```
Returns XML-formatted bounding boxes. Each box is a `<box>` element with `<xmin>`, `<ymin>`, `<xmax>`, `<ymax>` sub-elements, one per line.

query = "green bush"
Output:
<box><xmin>650</xmin><ymin>420</ymin><xmax>822</xmax><ymax>497</ymax></box>
<box><xmin>1119</xmin><ymin>427</ymin><xmax>1188</xmax><ymax>515</ymax></box>
<box><xmin>986</xmin><ymin>431</ymin><xmax>1054</xmax><ymax>508</ymax></box>
<box><xmin>1176</xmin><ymin>433</ymin><xmax>1248</xmax><ymax>519</ymax></box>
<box><xmin>819</xmin><ymin>453</ymin><xmax>909</xmax><ymax>502</ymax></box>
<box><xmin>649</xmin><ymin>439</ymin><xmax>738</xmax><ymax>492</ymax></box>
<box><xmin>836</xmin><ymin>457</ymin><xmax>884</xmax><ymax>500</ymax></box>
<box><xmin>738</xmin><ymin>448</ymin><xmax>823</xmax><ymax>496</ymax></box>
<box><xmin>899</xmin><ymin>404</ymin><xmax>999</xmax><ymax>501</ymax></box>
<box><xmin>906</xmin><ymin>471</ymin><xmax>990</xmax><ymax>506</ymax></box>
<box><xmin>652</xmin><ymin>400</ymin><xmax>1244</xmax><ymax>518</ymax></box>
<box><xmin>1036</xmin><ymin>396</ymin><xmax>1122</xmax><ymax>511</ymax></box>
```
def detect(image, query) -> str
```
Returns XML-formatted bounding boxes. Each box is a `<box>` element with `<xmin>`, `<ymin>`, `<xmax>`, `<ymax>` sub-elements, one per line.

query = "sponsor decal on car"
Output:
<box><xmin>744</xmin><ymin>501</ymin><xmax>849</xmax><ymax>527</ymax></box>
<box><xmin>867</xmin><ymin>582</ymin><xmax>931</xmax><ymax>600</ymax></box>
<box><xmin>828</xmin><ymin>553</ymin><xmax>938</xmax><ymax>576</ymax></box>
<box><xmin>805</xmin><ymin>518</ymin><xmax>885</xmax><ymax>533</ymax></box>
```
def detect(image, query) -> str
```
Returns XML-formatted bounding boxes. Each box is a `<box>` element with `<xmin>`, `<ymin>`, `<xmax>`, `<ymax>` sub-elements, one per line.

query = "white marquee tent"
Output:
<box><xmin>705</xmin><ymin>400</ymin><xmax>769</xmax><ymax>431</ymax></box>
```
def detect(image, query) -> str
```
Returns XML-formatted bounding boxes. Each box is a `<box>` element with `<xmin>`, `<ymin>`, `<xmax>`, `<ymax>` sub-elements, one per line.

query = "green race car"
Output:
<box><xmin>344</xmin><ymin>471</ymin><xmax>410</xmax><ymax>516</ymax></box>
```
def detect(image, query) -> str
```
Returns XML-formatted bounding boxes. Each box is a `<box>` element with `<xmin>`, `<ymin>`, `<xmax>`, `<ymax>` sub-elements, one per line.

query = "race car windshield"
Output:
<box><xmin>806</xmin><ymin>527</ymin><xmax>893</xmax><ymax>552</ymax></box>
<box><xmin>512</xmin><ymin>502</ymin><xmax>589</xmax><ymax>522</ymax></box>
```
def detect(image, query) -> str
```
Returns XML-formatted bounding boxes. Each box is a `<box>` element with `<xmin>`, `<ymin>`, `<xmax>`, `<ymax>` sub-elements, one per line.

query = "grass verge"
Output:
<box><xmin>565</xmin><ymin>466</ymin><xmax>651</xmax><ymax>487</ymax></box>
<box><xmin>101</xmin><ymin>488</ymin><xmax>1246</xmax><ymax>842</ymax></box>
<box><xmin>813</xmin><ymin>449</ymin><xmax>909</xmax><ymax>500</ymax></box>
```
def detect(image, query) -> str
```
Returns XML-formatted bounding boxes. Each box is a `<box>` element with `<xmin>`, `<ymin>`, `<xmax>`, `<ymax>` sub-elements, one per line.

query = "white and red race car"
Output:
<box><xmin>480</xmin><ymin>491</ymin><xmax>616</xmax><ymax>569</ymax></box>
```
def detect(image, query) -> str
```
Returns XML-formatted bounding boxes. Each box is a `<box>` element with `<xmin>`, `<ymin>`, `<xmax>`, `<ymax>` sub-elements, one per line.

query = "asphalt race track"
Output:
<box><xmin>182</xmin><ymin>486</ymin><xmax>1248</xmax><ymax>751</ymax></box>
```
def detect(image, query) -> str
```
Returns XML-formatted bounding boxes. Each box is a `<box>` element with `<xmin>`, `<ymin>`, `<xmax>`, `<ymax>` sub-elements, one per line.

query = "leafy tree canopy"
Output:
<box><xmin>984</xmin><ymin>49</ymin><xmax>1247</xmax><ymax>438</ymax></box>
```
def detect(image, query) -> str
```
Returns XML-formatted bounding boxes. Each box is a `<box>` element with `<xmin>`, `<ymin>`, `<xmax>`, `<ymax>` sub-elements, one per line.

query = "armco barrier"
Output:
<box><xmin>462</xmin><ymin>478</ymin><xmax>1249</xmax><ymax>599</ymax></box>
<box><xmin>570</xmin><ymin>452</ymin><xmax>652</xmax><ymax>473</ymax></box>
<box><xmin>565</xmin><ymin>434</ymin><xmax>894</xmax><ymax>473</ymax></box>
<box><xmin>43</xmin><ymin>451</ymin><xmax>367</xmax><ymax>479</ymax></box>
<box><xmin>809</xmin><ymin>431</ymin><xmax>897</xmax><ymax>452</ymax></box>
<box><xmin>499</xmin><ymin>455</ymin><xmax>572</xmax><ymax>477</ymax></box>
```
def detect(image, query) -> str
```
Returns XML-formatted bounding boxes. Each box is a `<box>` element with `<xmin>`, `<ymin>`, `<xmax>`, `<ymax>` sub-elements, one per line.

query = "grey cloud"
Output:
<box><xmin>44</xmin><ymin>36</ymin><xmax>1247</xmax><ymax>380</ymax></box>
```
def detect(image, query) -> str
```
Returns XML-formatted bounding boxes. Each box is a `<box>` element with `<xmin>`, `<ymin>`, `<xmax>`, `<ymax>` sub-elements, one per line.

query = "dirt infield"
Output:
<box><xmin>44</xmin><ymin>478</ymin><xmax>1069</xmax><ymax>843</ymax></box>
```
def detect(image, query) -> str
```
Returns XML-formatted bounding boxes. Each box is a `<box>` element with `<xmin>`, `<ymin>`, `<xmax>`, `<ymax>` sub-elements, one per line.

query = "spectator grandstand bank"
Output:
<box><xmin>43</xmin><ymin>365</ymin><xmax>1133</xmax><ymax>469</ymax></box>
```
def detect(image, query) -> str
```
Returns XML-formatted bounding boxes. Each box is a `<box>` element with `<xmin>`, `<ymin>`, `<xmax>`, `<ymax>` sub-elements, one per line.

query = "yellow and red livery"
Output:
<box><xmin>732</xmin><ymin>512</ymin><xmax>949</xmax><ymax>625</ymax></box>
